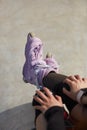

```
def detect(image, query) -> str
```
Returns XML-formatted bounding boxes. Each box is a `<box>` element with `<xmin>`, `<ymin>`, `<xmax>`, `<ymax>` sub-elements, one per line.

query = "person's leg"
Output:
<box><xmin>42</xmin><ymin>72</ymin><xmax>78</xmax><ymax>112</ymax></box>
<box><xmin>22</xmin><ymin>33</ymin><xmax>78</xmax><ymax>124</ymax></box>
<box><xmin>36</xmin><ymin>113</ymin><xmax>47</xmax><ymax>130</ymax></box>
<box><xmin>70</xmin><ymin>104</ymin><xmax>87</xmax><ymax>123</ymax></box>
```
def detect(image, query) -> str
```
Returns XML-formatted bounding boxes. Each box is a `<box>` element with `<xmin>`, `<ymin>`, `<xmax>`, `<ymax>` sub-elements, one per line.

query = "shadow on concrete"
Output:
<box><xmin>0</xmin><ymin>103</ymin><xmax>35</xmax><ymax>130</ymax></box>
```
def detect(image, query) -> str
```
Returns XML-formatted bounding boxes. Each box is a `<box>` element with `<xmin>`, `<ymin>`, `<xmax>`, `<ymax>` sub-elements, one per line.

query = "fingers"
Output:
<box><xmin>64</xmin><ymin>78</ymin><xmax>73</xmax><ymax>87</ymax></box>
<box><xmin>63</xmin><ymin>88</ymin><xmax>71</xmax><ymax>97</ymax></box>
<box><xmin>74</xmin><ymin>75</ymin><xmax>87</xmax><ymax>82</ymax></box>
<box><xmin>34</xmin><ymin>105</ymin><xmax>45</xmax><ymax>112</ymax></box>
<box><xmin>36</xmin><ymin>89</ymin><xmax>48</xmax><ymax>101</ymax></box>
<box><xmin>33</xmin><ymin>87</ymin><xmax>53</xmax><ymax>105</ymax></box>
<box><xmin>64</xmin><ymin>75</ymin><xmax>77</xmax><ymax>87</ymax></box>
<box><xmin>64</xmin><ymin>75</ymin><xmax>87</xmax><ymax>84</ymax></box>
<box><xmin>68</xmin><ymin>75</ymin><xmax>77</xmax><ymax>81</ymax></box>
<box><xmin>34</xmin><ymin>95</ymin><xmax>45</xmax><ymax>105</ymax></box>
<box><xmin>75</xmin><ymin>75</ymin><xmax>82</xmax><ymax>81</ymax></box>
<box><xmin>64</xmin><ymin>75</ymin><xmax>83</xmax><ymax>85</ymax></box>
<box><xmin>43</xmin><ymin>87</ymin><xmax>53</xmax><ymax>98</ymax></box>
<box><xmin>55</xmin><ymin>95</ymin><xmax>62</xmax><ymax>102</ymax></box>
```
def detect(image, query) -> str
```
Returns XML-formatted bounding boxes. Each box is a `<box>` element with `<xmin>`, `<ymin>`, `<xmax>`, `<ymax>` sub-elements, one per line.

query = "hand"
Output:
<box><xmin>33</xmin><ymin>87</ymin><xmax>63</xmax><ymax>113</ymax></box>
<box><xmin>63</xmin><ymin>75</ymin><xmax>87</xmax><ymax>101</ymax></box>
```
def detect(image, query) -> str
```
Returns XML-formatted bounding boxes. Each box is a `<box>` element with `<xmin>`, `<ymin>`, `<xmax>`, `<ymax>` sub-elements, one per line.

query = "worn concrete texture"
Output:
<box><xmin>0</xmin><ymin>0</ymin><xmax>87</xmax><ymax>129</ymax></box>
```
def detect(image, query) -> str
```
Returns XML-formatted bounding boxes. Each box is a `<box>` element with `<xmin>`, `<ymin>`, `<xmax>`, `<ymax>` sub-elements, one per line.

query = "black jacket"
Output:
<box><xmin>44</xmin><ymin>106</ymin><xmax>65</xmax><ymax>130</ymax></box>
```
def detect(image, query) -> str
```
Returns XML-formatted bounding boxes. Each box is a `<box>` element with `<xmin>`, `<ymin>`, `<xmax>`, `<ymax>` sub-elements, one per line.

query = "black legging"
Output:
<box><xmin>32</xmin><ymin>72</ymin><xmax>78</xmax><ymax>121</ymax></box>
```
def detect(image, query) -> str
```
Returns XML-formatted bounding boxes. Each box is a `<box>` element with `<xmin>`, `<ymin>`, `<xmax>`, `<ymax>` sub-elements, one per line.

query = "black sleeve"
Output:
<box><xmin>44</xmin><ymin>106</ymin><xmax>65</xmax><ymax>130</ymax></box>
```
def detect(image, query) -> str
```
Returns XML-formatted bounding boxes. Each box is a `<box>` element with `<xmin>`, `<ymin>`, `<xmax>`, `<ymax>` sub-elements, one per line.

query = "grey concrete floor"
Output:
<box><xmin>0</xmin><ymin>0</ymin><xmax>87</xmax><ymax>129</ymax></box>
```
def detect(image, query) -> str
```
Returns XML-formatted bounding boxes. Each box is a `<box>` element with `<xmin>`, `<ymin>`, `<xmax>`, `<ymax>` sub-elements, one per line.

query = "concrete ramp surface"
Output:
<box><xmin>0</xmin><ymin>103</ymin><xmax>35</xmax><ymax>130</ymax></box>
